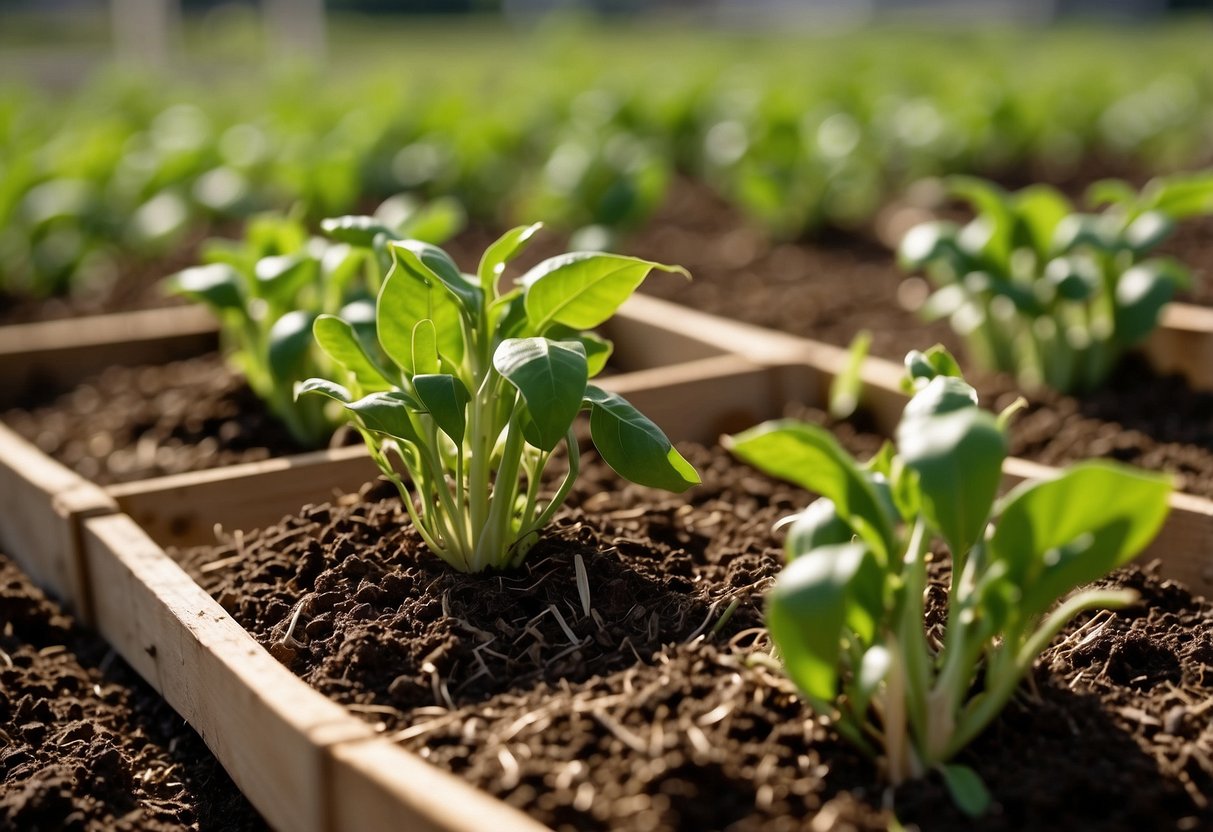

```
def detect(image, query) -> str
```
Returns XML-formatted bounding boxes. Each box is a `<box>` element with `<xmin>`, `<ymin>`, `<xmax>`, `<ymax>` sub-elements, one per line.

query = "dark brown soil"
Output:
<box><xmin>0</xmin><ymin>552</ymin><xmax>266</xmax><ymax>831</ymax></box>
<box><xmin>628</xmin><ymin>179</ymin><xmax>1213</xmax><ymax>500</ymax></box>
<box><xmin>178</xmin><ymin>439</ymin><xmax>1211</xmax><ymax>832</ymax></box>
<box><xmin>1</xmin><ymin>354</ymin><xmax>309</xmax><ymax>486</ymax></box>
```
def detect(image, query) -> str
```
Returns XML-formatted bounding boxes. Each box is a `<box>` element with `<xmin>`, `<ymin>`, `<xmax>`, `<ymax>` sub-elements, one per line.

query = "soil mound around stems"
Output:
<box><xmin>2</xmin><ymin>354</ymin><xmax>311</xmax><ymax>486</ymax></box>
<box><xmin>179</xmin><ymin>440</ymin><xmax>1210</xmax><ymax>831</ymax></box>
<box><xmin>0</xmin><ymin>552</ymin><xmax>265</xmax><ymax>831</ymax></box>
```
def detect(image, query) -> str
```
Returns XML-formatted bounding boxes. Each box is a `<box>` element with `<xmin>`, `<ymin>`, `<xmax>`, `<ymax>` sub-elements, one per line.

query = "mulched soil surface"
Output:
<box><xmin>179</xmin><ymin>438</ymin><xmax>1212</xmax><ymax>832</ymax></box>
<box><xmin>2</xmin><ymin>354</ymin><xmax>310</xmax><ymax>487</ymax></box>
<box><xmin>628</xmin><ymin>179</ymin><xmax>1213</xmax><ymax>500</ymax></box>
<box><xmin>0</xmin><ymin>552</ymin><xmax>266</xmax><ymax>831</ymax></box>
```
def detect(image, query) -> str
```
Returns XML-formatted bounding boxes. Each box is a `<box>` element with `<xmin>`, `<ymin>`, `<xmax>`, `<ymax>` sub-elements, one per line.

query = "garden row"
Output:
<box><xmin>1</xmin><ymin>241</ymin><xmax>1210</xmax><ymax>828</ymax></box>
<box><xmin>4</xmin><ymin>24</ymin><xmax>1213</xmax><ymax>310</ymax></box>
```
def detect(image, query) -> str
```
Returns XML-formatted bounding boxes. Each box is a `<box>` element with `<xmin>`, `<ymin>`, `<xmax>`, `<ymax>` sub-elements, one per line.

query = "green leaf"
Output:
<box><xmin>1114</xmin><ymin>258</ymin><xmax>1187</xmax><ymax>345</ymax></box>
<box><xmin>897</xmin><ymin>407</ymin><xmax>1005</xmax><ymax>557</ymax></box>
<box><xmin>938</xmin><ymin>764</ymin><xmax>991</xmax><ymax>817</ymax></box>
<box><xmin>902</xmin><ymin>376</ymin><xmax>978</xmax><ymax>421</ymax></box>
<box><xmin>829</xmin><ymin>330</ymin><xmax>870</xmax><ymax>420</ymax></box>
<box><xmin>412</xmin><ymin>319</ymin><xmax>439</xmax><ymax>376</ymax></box>
<box><xmin>1123</xmin><ymin>211</ymin><xmax>1174</xmax><ymax>254</ymax></box>
<box><xmin>726</xmin><ymin>420</ymin><xmax>894</xmax><ymax>562</ymax></box>
<box><xmin>949</xmin><ymin>176</ymin><xmax>1014</xmax><ymax>270</ymax></box>
<box><xmin>1014</xmin><ymin>185</ymin><xmax>1071</xmax><ymax>259</ymax></box>
<box><xmin>477</xmin><ymin>222</ymin><xmax>543</xmax><ymax>294</ymax></box>
<box><xmin>990</xmin><ymin>461</ymin><xmax>1171</xmax><ymax>617</ymax></box>
<box><xmin>493</xmin><ymin>338</ymin><xmax>588</xmax><ymax>452</ymax></box>
<box><xmin>321</xmin><ymin>215</ymin><xmax>396</xmax><ymax>247</ymax></box>
<box><xmin>389</xmin><ymin>240</ymin><xmax>482</xmax><ymax>317</ymax></box>
<box><xmin>267</xmin><ymin>310</ymin><xmax>316</xmax><ymax>381</ymax></box>
<box><xmin>582</xmin><ymin>384</ymin><xmax>699</xmax><ymax>493</ymax></box>
<box><xmin>547</xmin><ymin>324</ymin><xmax>613</xmax><ymax>377</ymax></box>
<box><xmin>766</xmin><ymin>542</ymin><xmax>870</xmax><ymax>704</ymax></box>
<box><xmin>1042</xmin><ymin>256</ymin><xmax>1100</xmax><ymax>302</ymax></box>
<box><xmin>1052</xmin><ymin>213</ymin><xmax>1115</xmax><ymax>255</ymax></box>
<box><xmin>376</xmin><ymin>253</ymin><xmax>464</xmax><ymax>373</ymax></box>
<box><xmin>295</xmin><ymin>377</ymin><xmax>352</xmax><ymax>404</ymax></box>
<box><xmin>522</xmin><ymin>251</ymin><xmax>688</xmax><ymax>333</ymax></box>
<box><xmin>166</xmin><ymin>263</ymin><xmax>243</xmax><ymax>311</ymax></box>
<box><xmin>1085</xmin><ymin>178</ymin><xmax>1137</xmax><ymax>210</ymax></box>
<box><xmin>396</xmin><ymin>196</ymin><xmax>465</xmax><ymax>245</ymax></box>
<box><xmin>344</xmin><ymin>391</ymin><xmax>422</xmax><ymax>440</ymax></box>
<box><xmin>254</xmin><ymin>254</ymin><xmax>316</xmax><ymax>304</ymax></box>
<box><xmin>898</xmin><ymin>221</ymin><xmax>959</xmax><ymax>269</ymax></box>
<box><xmin>1142</xmin><ymin>171</ymin><xmax>1213</xmax><ymax>220</ymax></box>
<box><xmin>783</xmin><ymin>499</ymin><xmax>855</xmax><ymax>559</ymax></box>
<box><xmin>903</xmin><ymin>345</ymin><xmax>963</xmax><ymax>391</ymax></box>
<box><xmin>413</xmin><ymin>374</ymin><xmax>470</xmax><ymax>444</ymax></box>
<box><xmin>312</xmin><ymin>314</ymin><xmax>393</xmax><ymax>393</ymax></box>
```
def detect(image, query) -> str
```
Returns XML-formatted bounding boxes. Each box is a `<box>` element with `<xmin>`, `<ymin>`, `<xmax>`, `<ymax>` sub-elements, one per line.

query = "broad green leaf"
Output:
<box><xmin>1014</xmin><ymin>184</ymin><xmax>1071</xmax><ymax>259</ymax></box>
<box><xmin>254</xmin><ymin>254</ymin><xmax>315</xmax><ymax>304</ymax></box>
<box><xmin>898</xmin><ymin>221</ymin><xmax>959</xmax><ymax>269</ymax></box>
<box><xmin>376</xmin><ymin>254</ymin><xmax>464</xmax><ymax>373</ymax></box>
<box><xmin>726</xmin><ymin>420</ymin><xmax>894</xmax><ymax>562</ymax></box>
<box><xmin>903</xmin><ymin>345</ymin><xmax>964</xmax><ymax>391</ymax></box>
<box><xmin>166</xmin><ymin>263</ymin><xmax>243</xmax><ymax>311</ymax></box>
<box><xmin>582</xmin><ymin>384</ymin><xmax>699</xmax><ymax>492</ymax></box>
<box><xmin>1114</xmin><ymin>259</ymin><xmax>1187</xmax><ymax>344</ymax></box>
<box><xmin>902</xmin><ymin>376</ymin><xmax>978</xmax><ymax>421</ymax></box>
<box><xmin>1085</xmin><ymin>178</ymin><xmax>1137</xmax><ymax>210</ymax></box>
<box><xmin>1042</xmin><ymin>256</ymin><xmax>1100</xmax><ymax>302</ymax></box>
<box><xmin>938</xmin><ymin>764</ymin><xmax>991</xmax><ymax>818</ymax></box>
<box><xmin>522</xmin><ymin>251</ymin><xmax>689</xmax><ymax>333</ymax></box>
<box><xmin>397</xmin><ymin>196</ymin><xmax>465</xmax><ymax>245</ymax></box>
<box><xmin>1143</xmin><ymin>171</ymin><xmax>1213</xmax><ymax>220</ymax></box>
<box><xmin>412</xmin><ymin>319</ymin><xmax>439</xmax><ymax>376</ymax></box>
<box><xmin>413</xmin><ymin>373</ymin><xmax>470</xmax><ymax>444</ymax></box>
<box><xmin>990</xmin><ymin>461</ymin><xmax>1171</xmax><ymax>617</ymax></box>
<box><xmin>547</xmin><ymin>324</ymin><xmax>613</xmax><ymax>377</ymax></box>
<box><xmin>389</xmin><ymin>240</ymin><xmax>482</xmax><ymax>316</ymax></box>
<box><xmin>267</xmin><ymin>310</ymin><xmax>316</xmax><ymax>381</ymax></box>
<box><xmin>343</xmin><ymin>390</ymin><xmax>422</xmax><ymax>441</ymax></box>
<box><xmin>1052</xmin><ymin>214</ymin><xmax>1115</xmax><ymax>255</ymax></box>
<box><xmin>312</xmin><ymin>314</ymin><xmax>393</xmax><ymax>393</ymax></box>
<box><xmin>321</xmin><ymin>215</ymin><xmax>396</xmax><ymax>247</ymax></box>
<box><xmin>478</xmin><ymin>222</ymin><xmax>543</xmax><ymax>294</ymax></box>
<box><xmin>766</xmin><ymin>542</ymin><xmax>869</xmax><ymax>704</ymax></box>
<box><xmin>897</xmin><ymin>408</ymin><xmax>1005</xmax><ymax>557</ymax></box>
<box><xmin>783</xmin><ymin>499</ymin><xmax>854</xmax><ymax>559</ymax></box>
<box><xmin>295</xmin><ymin>377</ymin><xmax>351</xmax><ymax>404</ymax></box>
<box><xmin>949</xmin><ymin>176</ymin><xmax>1014</xmax><ymax>270</ymax></box>
<box><xmin>1123</xmin><ymin>211</ymin><xmax>1174</xmax><ymax>254</ymax></box>
<box><xmin>493</xmin><ymin>338</ymin><xmax>588</xmax><ymax>452</ymax></box>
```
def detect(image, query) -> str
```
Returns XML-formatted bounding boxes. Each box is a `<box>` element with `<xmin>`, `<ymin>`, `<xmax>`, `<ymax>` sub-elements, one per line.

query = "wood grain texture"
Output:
<box><xmin>0</xmin><ymin>423</ymin><xmax>115</xmax><ymax>618</ymax></box>
<box><xmin>0</xmin><ymin>306</ymin><xmax>219</xmax><ymax>407</ymax></box>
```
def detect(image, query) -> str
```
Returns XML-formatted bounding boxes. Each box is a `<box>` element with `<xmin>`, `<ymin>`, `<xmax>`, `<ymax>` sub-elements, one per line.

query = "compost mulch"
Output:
<box><xmin>0</xmin><ymin>552</ymin><xmax>266</xmax><ymax>831</ymax></box>
<box><xmin>629</xmin><ymin>179</ymin><xmax>1213</xmax><ymax>499</ymax></box>
<box><xmin>2</xmin><ymin>353</ymin><xmax>311</xmax><ymax>486</ymax></box>
<box><xmin>180</xmin><ymin>439</ymin><xmax>1211</xmax><ymax>832</ymax></box>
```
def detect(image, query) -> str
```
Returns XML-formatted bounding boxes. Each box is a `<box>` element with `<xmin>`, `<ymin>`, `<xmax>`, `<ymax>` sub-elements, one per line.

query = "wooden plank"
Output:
<box><xmin>329</xmin><ymin>740</ymin><xmax>547</xmax><ymax>832</ymax></box>
<box><xmin>605</xmin><ymin>297</ymin><xmax>729</xmax><ymax>368</ymax></box>
<box><xmin>1141</xmin><ymin>302</ymin><xmax>1213</xmax><ymax>391</ymax></box>
<box><xmin>0</xmin><ymin>306</ymin><xmax>219</xmax><ymax>407</ymax></box>
<box><xmin>81</xmin><ymin>513</ymin><xmax>374</xmax><ymax>832</ymax></box>
<box><xmin>108</xmin><ymin>445</ymin><xmax>380</xmax><ymax>550</ymax></box>
<box><xmin>0</xmin><ymin>423</ymin><xmax>116</xmax><ymax>617</ymax></box>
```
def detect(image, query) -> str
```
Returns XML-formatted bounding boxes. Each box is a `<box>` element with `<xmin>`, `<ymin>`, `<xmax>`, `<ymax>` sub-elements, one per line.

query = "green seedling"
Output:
<box><xmin>899</xmin><ymin>172</ymin><xmax>1213</xmax><ymax>392</ymax></box>
<box><xmin>166</xmin><ymin>196</ymin><xmax>462</xmax><ymax>446</ymax></box>
<box><xmin>726</xmin><ymin>345</ymin><xmax>1171</xmax><ymax>814</ymax></box>
<box><xmin>298</xmin><ymin>226</ymin><xmax>699</xmax><ymax>572</ymax></box>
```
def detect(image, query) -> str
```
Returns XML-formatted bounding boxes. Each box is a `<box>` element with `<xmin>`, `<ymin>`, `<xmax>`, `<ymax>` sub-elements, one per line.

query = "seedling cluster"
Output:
<box><xmin>728</xmin><ymin>346</ymin><xmax>1172</xmax><ymax>812</ymax></box>
<box><xmin>899</xmin><ymin>173</ymin><xmax>1213</xmax><ymax>392</ymax></box>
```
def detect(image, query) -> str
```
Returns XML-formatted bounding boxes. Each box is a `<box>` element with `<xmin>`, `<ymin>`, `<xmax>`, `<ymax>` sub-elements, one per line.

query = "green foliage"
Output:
<box><xmin>298</xmin><ymin>228</ymin><xmax>698</xmax><ymax>572</ymax></box>
<box><xmin>166</xmin><ymin>196</ymin><xmax>462</xmax><ymax>446</ymax></box>
<box><xmin>899</xmin><ymin>172</ymin><xmax>1213</xmax><ymax>392</ymax></box>
<box><xmin>726</xmin><ymin>346</ymin><xmax>1171</xmax><ymax>813</ymax></box>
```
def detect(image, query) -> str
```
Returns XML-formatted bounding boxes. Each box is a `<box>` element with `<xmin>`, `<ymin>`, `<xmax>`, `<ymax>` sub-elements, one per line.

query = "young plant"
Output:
<box><xmin>297</xmin><ymin>227</ymin><xmax>699</xmax><ymax>572</ymax></box>
<box><xmin>166</xmin><ymin>196</ymin><xmax>462</xmax><ymax>447</ymax></box>
<box><xmin>726</xmin><ymin>346</ymin><xmax>1172</xmax><ymax>814</ymax></box>
<box><xmin>898</xmin><ymin>172</ymin><xmax>1213</xmax><ymax>392</ymax></box>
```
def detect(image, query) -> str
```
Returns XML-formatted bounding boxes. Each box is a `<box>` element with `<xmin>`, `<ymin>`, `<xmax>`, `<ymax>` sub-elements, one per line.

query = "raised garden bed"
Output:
<box><xmin>0</xmin><ymin>550</ymin><xmax>265</xmax><ymax>830</ymax></box>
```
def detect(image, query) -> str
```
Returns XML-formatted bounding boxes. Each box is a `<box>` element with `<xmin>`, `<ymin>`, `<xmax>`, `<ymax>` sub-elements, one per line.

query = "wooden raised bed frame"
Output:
<box><xmin>2</xmin><ymin>296</ymin><xmax>1211</xmax><ymax>830</ymax></box>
